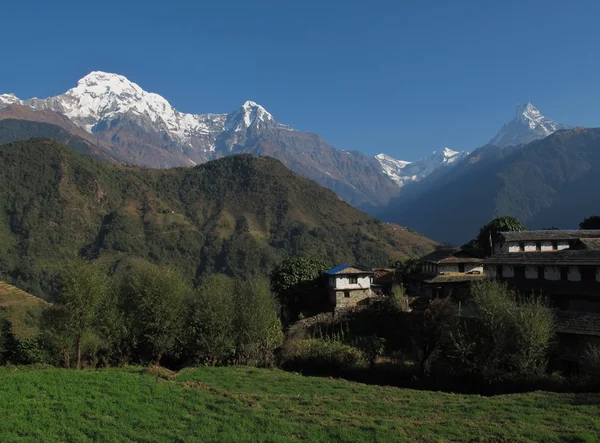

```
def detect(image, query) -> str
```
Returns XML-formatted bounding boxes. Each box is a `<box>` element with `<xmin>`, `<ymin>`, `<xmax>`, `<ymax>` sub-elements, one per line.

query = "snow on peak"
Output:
<box><xmin>376</xmin><ymin>148</ymin><xmax>468</xmax><ymax>187</ymax></box>
<box><xmin>9</xmin><ymin>71</ymin><xmax>227</xmax><ymax>148</ymax></box>
<box><xmin>225</xmin><ymin>100</ymin><xmax>276</xmax><ymax>132</ymax></box>
<box><xmin>0</xmin><ymin>93</ymin><xmax>23</xmax><ymax>107</ymax></box>
<box><xmin>489</xmin><ymin>102</ymin><xmax>569</xmax><ymax>147</ymax></box>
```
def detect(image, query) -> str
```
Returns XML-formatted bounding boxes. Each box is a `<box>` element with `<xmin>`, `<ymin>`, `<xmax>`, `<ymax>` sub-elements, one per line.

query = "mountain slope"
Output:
<box><xmin>375</xmin><ymin>148</ymin><xmax>469</xmax><ymax>187</ymax></box>
<box><xmin>0</xmin><ymin>138</ymin><xmax>436</xmax><ymax>298</ymax></box>
<box><xmin>0</xmin><ymin>72</ymin><xmax>399</xmax><ymax>208</ymax></box>
<box><xmin>0</xmin><ymin>118</ymin><xmax>119</xmax><ymax>164</ymax></box>
<box><xmin>381</xmin><ymin>128</ymin><xmax>600</xmax><ymax>243</ymax></box>
<box><xmin>489</xmin><ymin>103</ymin><xmax>570</xmax><ymax>147</ymax></box>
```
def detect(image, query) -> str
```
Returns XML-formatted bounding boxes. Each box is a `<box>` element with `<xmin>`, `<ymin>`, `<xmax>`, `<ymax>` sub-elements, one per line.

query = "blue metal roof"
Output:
<box><xmin>324</xmin><ymin>264</ymin><xmax>372</xmax><ymax>275</ymax></box>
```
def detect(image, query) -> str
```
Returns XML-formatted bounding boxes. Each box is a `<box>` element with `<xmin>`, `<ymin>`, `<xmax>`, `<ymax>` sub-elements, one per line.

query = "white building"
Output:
<box><xmin>324</xmin><ymin>265</ymin><xmax>373</xmax><ymax>311</ymax></box>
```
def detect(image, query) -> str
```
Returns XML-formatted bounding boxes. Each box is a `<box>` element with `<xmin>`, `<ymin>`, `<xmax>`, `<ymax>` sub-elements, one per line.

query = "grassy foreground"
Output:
<box><xmin>0</xmin><ymin>366</ymin><xmax>599</xmax><ymax>442</ymax></box>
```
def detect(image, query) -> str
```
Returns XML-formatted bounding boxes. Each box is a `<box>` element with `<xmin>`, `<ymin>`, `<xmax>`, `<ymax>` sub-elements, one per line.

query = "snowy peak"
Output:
<box><xmin>376</xmin><ymin>148</ymin><xmax>469</xmax><ymax>187</ymax></box>
<box><xmin>0</xmin><ymin>93</ymin><xmax>22</xmax><ymax>106</ymax></box>
<box><xmin>489</xmin><ymin>102</ymin><xmax>569</xmax><ymax>147</ymax></box>
<box><xmin>224</xmin><ymin>100</ymin><xmax>274</xmax><ymax>132</ymax></box>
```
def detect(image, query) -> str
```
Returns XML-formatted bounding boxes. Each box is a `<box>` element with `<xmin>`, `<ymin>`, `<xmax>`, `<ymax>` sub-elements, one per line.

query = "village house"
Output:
<box><xmin>484</xmin><ymin>230</ymin><xmax>600</xmax><ymax>368</ymax></box>
<box><xmin>324</xmin><ymin>265</ymin><xmax>373</xmax><ymax>311</ymax></box>
<box><xmin>407</xmin><ymin>248</ymin><xmax>486</xmax><ymax>299</ymax></box>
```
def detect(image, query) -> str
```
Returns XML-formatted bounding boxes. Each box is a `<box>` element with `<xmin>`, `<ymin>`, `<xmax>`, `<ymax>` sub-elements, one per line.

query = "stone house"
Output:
<box><xmin>407</xmin><ymin>248</ymin><xmax>486</xmax><ymax>299</ymax></box>
<box><xmin>484</xmin><ymin>230</ymin><xmax>600</xmax><ymax>368</ymax></box>
<box><xmin>324</xmin><ymin>265</ymin><xmax>373</xmax><ymax>311</ymax></box>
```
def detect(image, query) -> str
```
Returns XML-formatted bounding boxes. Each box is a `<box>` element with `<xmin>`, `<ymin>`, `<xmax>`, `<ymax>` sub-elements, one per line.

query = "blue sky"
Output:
<box><xmin>2</xmin><ymin>0</ymin><xmax>599</xmax><ymax>160</ymax></box>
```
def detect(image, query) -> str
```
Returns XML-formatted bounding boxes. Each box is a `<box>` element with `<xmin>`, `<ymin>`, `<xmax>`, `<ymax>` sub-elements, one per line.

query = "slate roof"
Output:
<box><xmin>556</xmin><ymin>311</ymin><xmax>600</xmax><ymax>337</ymax></box>
<box><xmin>420</xmin><ymin>249</ymin><xmax>483</xmax><ymax>264</ymax></box>
<box><xmin>324</xmin><ymin>264</ymin><xmax>373</xmax><ymax>275</ymax></box>
<box><xmin>485</xmin><ymin>249</ymin><xmax>600</xmax><ymax>266</ymax></box>
<box><xmin>499</xmin><ymin>230</ymin><xmax>600</xmax><ymax>242</ymax></box>
<box><xmin>410</xmin><ymin>272</ymin><xmax>486</xmax><ymax>284</ymax></box>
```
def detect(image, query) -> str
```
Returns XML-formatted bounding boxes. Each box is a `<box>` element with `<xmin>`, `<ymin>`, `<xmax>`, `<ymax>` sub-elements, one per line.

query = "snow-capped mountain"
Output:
<box><xmin>489</xmin><ymin>102</ymin><xmax>570</xmax><ymax>147</ymax></box>
<box><xmin>0</xmin><ymin>71</ymin><xmax>400</xmax><ymax>208</ymax></box>
<box><xmin>375</xmin><ymin>147</ymin><xmax>469</xmax><ymax>187</ymax></box>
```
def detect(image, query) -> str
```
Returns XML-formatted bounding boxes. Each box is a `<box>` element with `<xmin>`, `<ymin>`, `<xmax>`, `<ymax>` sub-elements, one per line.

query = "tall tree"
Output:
<box><xmin>271</xmin><ymin>258</ymin><xmax>329</xmax><ymax>322</ymax></box>
<box><xmin>235</xmin><ymin>276</ymin><xmax>283</xmax><ymax>366</ymax></box>
<box><xmin>580</xmin><ymin>216</ymin><xmax>600</xmax><ymax>229</ymax></box>
<box><xmin>49</xmin><ymin>263</ymin><xmax>108</xmax><ymax>369</ymax></box>
<box><xmin>475</xmin><ymin>216</ymin><xmax>526</xmax><ymax>256</ymax></box>
<box><xmin>186</xmin><ymin>274</ymin><xmax>236</xmax><ymax>366</ymax></box>
<box><xmin>120</xmin><ymin>262</ymin><xmax>189</xmax><ymax>365</ymax></box>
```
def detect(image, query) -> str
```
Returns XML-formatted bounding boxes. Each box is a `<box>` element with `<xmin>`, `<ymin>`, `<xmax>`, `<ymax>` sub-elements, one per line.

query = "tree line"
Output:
<box><xmin>1</xmin><ymin>261</ymin><xmax>282</xmax><ymax>369</ymax></box>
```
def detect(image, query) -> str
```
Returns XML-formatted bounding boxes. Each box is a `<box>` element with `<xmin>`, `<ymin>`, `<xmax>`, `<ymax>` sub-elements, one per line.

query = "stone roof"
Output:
<box><xmin>499</xmin><ymin>230</ymin><xmax>600</xmax><ymax>242</ymax></box>
<box><xmin>580</xmin><ymin>238</ymin><xmax>600</xmax><ymax>250</ymax></box>
<box><xmin>324</xmin><ymin>265</ymin><xmax>373</xmax><ymax>275</ymax></box>
<box><xmin>485</xmin><ymin>249</ymin><xmax>600</xmax><ymax>266</ymax></box>
<box><xmin>420</xmin><ymin>249</ymin><xmax>483</xmax><ymax>264</ymax></box>
<box><xmin>556</xmin><ymin>311</ymin><xmax>600</xmax><ymax>337</ymax></box>
<box><xmin>411</xmin><ymin>272</ymin><xmax>487</xmax><ymax>284</ymax></box>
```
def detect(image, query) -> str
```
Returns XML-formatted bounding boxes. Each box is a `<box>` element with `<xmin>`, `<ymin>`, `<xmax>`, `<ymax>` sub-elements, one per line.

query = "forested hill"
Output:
<box><xmin>0</xmin><ymin>138</ymin><xmax>435</xmax><ymax>298</ymax></box>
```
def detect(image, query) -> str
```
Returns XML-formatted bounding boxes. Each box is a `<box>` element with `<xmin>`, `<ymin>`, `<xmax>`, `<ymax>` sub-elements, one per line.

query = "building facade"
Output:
<box><xmin>408</xmin><ymin>249</ymin><xmax>486</xmax><ymax>299</ymax></box>
<box><xmin>324</xmin><ymin>265</ymin><xmax>373</xmax><ymax>311</ymax></box>
<box><xmin>484</xmin><ymin>230</ymin><xmax>600</xmax><ymax>366</ymax></box>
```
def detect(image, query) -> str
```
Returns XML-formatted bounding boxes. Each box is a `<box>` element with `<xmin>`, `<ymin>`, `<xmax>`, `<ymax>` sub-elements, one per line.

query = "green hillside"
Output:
<box><xmin>0</xmin><ymin>138</ymin><xmax>435</xmax><ymax>298</ymax></box>
<box><xmin>0</xmin><ymin>366</ymin><xmax>597</xmax><ymax>442</ymax></box>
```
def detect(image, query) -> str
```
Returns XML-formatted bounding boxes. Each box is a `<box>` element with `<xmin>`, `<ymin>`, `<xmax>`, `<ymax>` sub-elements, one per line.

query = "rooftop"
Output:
<box><xmin>324</xmin><ymin>264</ymin><xmax>373</xmax><ymax>275</ymax></box>
<box><xmin>420</xmin><ymin>248</ymin><xmax>483</xmax><ymax>264</ymax></box>
<box><xmin>556</xmin><ymin>311</ymin><xmax>600</xmax><ymax>337</ymax></box>
<box><xmin>485</xmin><ymin>249</ymin><xmax>600</xmax><ymax>266</ymax></box>
<box><xmin>499</xmin><ymin>230</ymin><xmax>600</xmax><ymax>242</ymax></box>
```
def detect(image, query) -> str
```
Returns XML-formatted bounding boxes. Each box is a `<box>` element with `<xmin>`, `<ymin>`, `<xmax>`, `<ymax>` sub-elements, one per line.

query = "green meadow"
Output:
<box><xmin>0</xmin><ymin>366</ymin><xmax>599</xmax><ymax>442</ymax></box>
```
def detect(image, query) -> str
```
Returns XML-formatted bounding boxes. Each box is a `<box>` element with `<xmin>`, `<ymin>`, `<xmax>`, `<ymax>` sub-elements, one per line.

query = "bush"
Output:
<box><xmin>280</xmin><ymin>338</ymin><xmax>366</xmax><ymax>374</ymax></box>
<box><xmin>16</xmin><ymin>336</ymin><xmax>55</xmax><ymax>365</ymax></box>
<box><xmin>446</xmin><ymin>280</ymin><xmax>554</xmax><ymax>384</ymax></box>
<box><xmin>582</xmin><ymin>344</ymin><xmax>600</xmax><ymax>381</ymax></box>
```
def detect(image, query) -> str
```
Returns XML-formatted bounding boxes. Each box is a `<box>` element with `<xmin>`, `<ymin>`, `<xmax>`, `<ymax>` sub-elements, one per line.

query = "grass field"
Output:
<box><xmin>0</xmin><ymin>366</ymin><xmax>599</xmax><ymax>442</ymax></box>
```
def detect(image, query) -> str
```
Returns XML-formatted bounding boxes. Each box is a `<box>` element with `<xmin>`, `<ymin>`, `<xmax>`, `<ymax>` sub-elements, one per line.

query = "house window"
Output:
<box><xmin>560</xmin><ymin>267</ymin><xmax>569</xmax><ymax>281</ymax></box>
<box><xmin>496</xmin><ymin>265</ymin><xmax>503</xmax><ymax>279</ymax></box>
<box><xmin>536</xmin><ymin>242</ymin><xmax>542</xmax><ymax>251</ymax></box>
<box><xmin>581</xmin><ymin>267</ymin><xmax>596</xmax><ymax>282</ymax></box>
<box><xmin>348</xmin><ymin>276</ymin><xmax>358</xmax><ymax>284</ymax></box>
<box><xmin>519</xmin><ymin>242</ymin><xmax>525</xmax><ymax>251</ymax></box>
<box><xmin>458</xmin><ymin>263</ymin><xmax>465</xmax><ymax>273</ymax></box>
<box><xmin>552</xmin><ymin>241</ymin><xmax>558</xmax><ymax>250</ymax></box>
<box><xmin>537</xmin><ymin>267</ymin><xmax>545</xmax><ymax>280</ymax></box>
<box><xmin>344</xmin><ymin>291</ymin><xmax>351</xmax><ymax>298</ymax></box>
<box><xmin>514</xmin><ymin>266</ymin><xmax>525</xmax><ymax>279</ymax></box>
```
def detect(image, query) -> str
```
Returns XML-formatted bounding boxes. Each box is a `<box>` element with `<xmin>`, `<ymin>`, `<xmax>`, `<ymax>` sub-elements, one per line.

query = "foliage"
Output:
<box><xmin>119</xmin><ymin>262</ymin><xmax>190</xmax><ymax>365</ymax></box>
<box><xmin>356</xmin><ymin>335</ymin><xmax>386</xmax><ymax>367</ymax></box>
<box><xmin>234</xmin><ymin>276</ymin><xmax>283</xmax><ymax>366</ymax></box>
<box><xmin>413</xmin><ymin>298</ymin><xmax>459</xmax><ymax>377</ymax></box>
<box><xmin>447</xmin><ymin>280</ymin><xmax>554</xmax><ymax>383</ymax></box>
<box><xmin>0</xmin><ymin>138</ymin><xmax>435</xmax><ymax>298</ymax></box>
<box><xmin>186</xmin><ymin>274</ymin><xmax>237</xmax><ymax>366</ymax></box>
<box><xmin>0</xmin><ymin>319</ymin><xmax>18</xmax><ymax>364</ymax></box>
<box><xmin>280</xmin><ymin>338</ymin><xmax>366</xmax><ymax>374</ymax></box>
<box><xmin>395</xmin><ymin>257</ymin><xmax>422</xmax><ymax>278</ymax></box>
<box><xmin>270</xmin><ymin>257</ymin><xmax>330</xmax><ymax>322</ymax></box>
<box><xmin>44</xmin><ymin>262</ymin><xmax>108</xmax><ymax>368</ymax></box>
<box><xmin>582</xmin><ymin>344</ymin><xmax>600</xmax><ymax>381</ymax></box>
<box><xmin>386</xmin><ymin>285</ymin><xmax>410</xmax><ymax>313</ymax></box>
<box><xmin>580</xmin><ymin>216</ymin><xmax>600</xmax><ymax>229</ymax></box>
<box><xmin>468</xmin><ymin>216</ymin><xmax>527</xmax><ymax>256</ymax></box>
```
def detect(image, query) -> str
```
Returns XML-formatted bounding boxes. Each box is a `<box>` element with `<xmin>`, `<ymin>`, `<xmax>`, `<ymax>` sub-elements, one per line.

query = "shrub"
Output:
<box><xmin>582</xmin><ymin>344</ymin><xmax>600</xmax><ymax>381</ymax></box>
<box><xmin>280</xmin><ymin>338</ymin><xmax>366</xmax><ymax>374</ymax></box>
<box><xmin>447</xmin><ymin>280</ymin><xmax>554</xmax><ymax>384</ymax></box>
